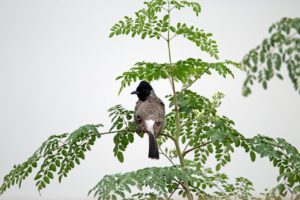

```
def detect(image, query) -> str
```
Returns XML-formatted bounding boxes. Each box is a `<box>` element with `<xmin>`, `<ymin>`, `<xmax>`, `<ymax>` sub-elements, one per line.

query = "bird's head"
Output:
<box><xmin>131</xmin><ymin>81</ymin><xmax>153</xmax><ymax>101</ymax></box>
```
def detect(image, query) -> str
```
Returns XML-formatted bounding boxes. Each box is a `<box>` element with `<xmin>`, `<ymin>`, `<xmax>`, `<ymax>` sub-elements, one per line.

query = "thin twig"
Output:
<box><xmin>215</xmin><ymin>181</ymin><xmax>232</xmax><ymax>200</ymax></box>
<box><xmin>159</xmin><ymin>146</ymin><xmax>176</xmax><ymax>167</ymax></box>
<box><xmin>172</xmin><ymin>178</ymin><xmax>186</xmax><ymax>190</ymax></box>
<box><xmin>168</xmin><ymin>184</ymin><xmax>179</xmax><ymax>200</ymax></box>
<box><xmin>181</xmin><ymin>66</ymin><xmax>211</xmax><ymax>91</ymax></box>
<box><xmin>170</xmin><ymin>6</ymin><xmax>176</xmax><ymax>11</ymax></box>
<box><xmin>182</xmin><ymin>141</ymin><xmax>191</xmax><ymax>153</ymax></box>
<box><xmin>182</xmin><ymin>141</ymin><xmax>211</xmax><ymax>157</ymax></box>
<box><xmin>170</xmin><ymin>34</ymin><xmax>178</xmax><ymax>40</ymax></box>
<box><xmin>160</xmin><ymin>133</ymin><xmax>176</xmax><ymax>142</ymax></box>
<box><xmin>98</xmin><ymin>129</ymin><xmax>134</xmax><ymax>136</ymax></box>
<box><xmin>159</xmin><ymin>34</ymin><xmax>167</xmax><ymax>41</ymax></box>
<box><xmin>121</xmin><ymin>116</ymin><xmax>129</xmax><ymax>129</ymax></box>
<box><xmin>161</xmin><ymin>7</ymin><xmax>168</xmax><ymax>12</ymax></box>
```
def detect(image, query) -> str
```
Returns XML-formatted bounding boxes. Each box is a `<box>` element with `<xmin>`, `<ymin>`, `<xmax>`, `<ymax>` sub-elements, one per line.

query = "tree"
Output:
<box><xmin>1</xmin><ymin>0</ymin><xmax>300</xmax><ymax>199</ymax></box>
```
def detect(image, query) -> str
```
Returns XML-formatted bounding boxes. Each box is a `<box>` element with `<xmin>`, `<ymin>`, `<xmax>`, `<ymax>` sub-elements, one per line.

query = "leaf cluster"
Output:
<box><xmin>88</xmin><ymin>166</ymin><xmax>193</xmax><ymax>200</ymax></box>
<box><xmin>108</xmin><ymin>105</ymin><xmax>136</xmax><ymax>163</ymax></box>
<box><xmin>170</xmin><ymin>0</ymin><xmax>201</xmax><ymax>16</ymax></box>
<box><xmin>167</xmin><ymin>90</ymin><xmax>245</xmax><ymax>171</ymax></box>
<box><xmin>242</xmin><ymin>17</ymin><xmax>300</xmax><ymax>96</ymax></box>
<box><xmin>170</xmin><ymin>23</ymin><xmax>219</xmax><ymax>59</ymax></box>
<box><xmin>89</xmin><ymin>163</ymin><xmax>256</xmax><ymax>200</ymax></box>
<box><xmin>0</xmin><ymin>124</ymin><xmax>102</xmax><ymax>194</ymax></box>
<box><xmin>116</xmin><ymin>58</ymin><xmax>239</xmax><ymax>94</ymax></box>
<box><xmin>109</xmin><ymin>0</ymin><xmax>219</xmax><ymax>59</ymax></box>
<box><xmin>247</xmin><ymin>135</ymin><xmax>300</xmax><ymax>197</ymax></box>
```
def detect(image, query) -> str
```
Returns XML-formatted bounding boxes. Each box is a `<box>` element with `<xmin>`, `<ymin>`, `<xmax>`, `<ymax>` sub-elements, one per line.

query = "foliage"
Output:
<box><xmin>89</xmin><ymin>164</ymin><xmax>256</xmax><ymax>200</ymax></box>
<box><xmin>109</xmin><ymin>0</ymin><xmax>217</xmax><ymax>57</ymax></box>
<box><xmin>117</xmin><ymin>59</ymin><xmax>239</xmax><ymax>94</ymax></box>
<box><xmin>248</xmin><ymin>135</ymin><xmax>300</xmax><ymax>197</ymax></box>
<box><xmin>88</xmin><ymin>166</ymin><xmax>191</xmax><ymax>199</ymax></box>
<box><xmin>0</xmin><ymin>124</ymin><xmax>102</xmax><ymax>194</ymax></box>
<box><xmin>242</xmin><ymin>17</ymin><xmax>300</xmax><ymax>96</ymax></box>
<box><xmin>108</xmin><ymin>105</ymin><xmax>136</xmax><ymax>163</ymax></box>
<box><xmin>1</xmin><ymin>0</ymin><xmax>300</xmax><ymax>200</ymax></box>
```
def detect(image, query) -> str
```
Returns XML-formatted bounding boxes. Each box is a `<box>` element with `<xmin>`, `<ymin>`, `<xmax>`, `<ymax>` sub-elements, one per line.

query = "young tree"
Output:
<box><xmin>1</xmin><ymin>1</ymin><xmax>300</xmax><ymax>199</ymax></box>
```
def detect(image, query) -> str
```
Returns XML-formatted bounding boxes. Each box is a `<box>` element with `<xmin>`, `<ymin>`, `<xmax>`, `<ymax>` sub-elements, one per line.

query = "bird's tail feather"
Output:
<box><xmin>145</xmin><ymin>120</ymin><xmax>159</xmax><ymax>159</ymax></box>
<box><xmin>148</xmin><ymin>132</ymin><xmax>159</xmax><ymax>159</ymax></box>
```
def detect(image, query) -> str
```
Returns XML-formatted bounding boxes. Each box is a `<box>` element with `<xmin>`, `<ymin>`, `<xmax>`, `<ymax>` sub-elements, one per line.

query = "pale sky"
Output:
<box><xmin>0</xmin><ymin>0</ymin><xmax>300</xmax><ymax>199</ymax></box>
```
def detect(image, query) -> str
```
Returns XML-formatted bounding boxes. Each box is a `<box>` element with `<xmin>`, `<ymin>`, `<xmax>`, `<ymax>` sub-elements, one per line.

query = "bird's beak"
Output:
<box><xmin>131</xmin><ymin>91</ymin><xmax>138</xmax><ymax>95</ymax></box>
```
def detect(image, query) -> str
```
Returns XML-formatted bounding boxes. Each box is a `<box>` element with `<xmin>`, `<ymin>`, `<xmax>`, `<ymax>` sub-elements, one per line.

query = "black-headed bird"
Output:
<box><xmin>131</xmin><ymin>81</ymin><xmax>165</xmax><ymax>159</ymax></box>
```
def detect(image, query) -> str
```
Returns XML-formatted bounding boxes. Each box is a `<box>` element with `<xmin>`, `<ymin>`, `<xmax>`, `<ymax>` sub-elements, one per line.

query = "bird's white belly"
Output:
<box><xmin>145</xmin><ymin>119</ymin><xmax>155</xmax><ymax>134</ymax></box>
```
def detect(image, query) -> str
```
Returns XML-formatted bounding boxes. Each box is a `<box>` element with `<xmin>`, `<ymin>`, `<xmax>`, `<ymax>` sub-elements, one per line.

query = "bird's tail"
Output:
<box><xmin>148</xmin><ymin>132</ymin><xmax>159</xmax><ymax>159</ymax></box>
<box><xmin>145</xmin><ymin>120</ymin><xmax>159</xmax><ymax>159</ymax></box>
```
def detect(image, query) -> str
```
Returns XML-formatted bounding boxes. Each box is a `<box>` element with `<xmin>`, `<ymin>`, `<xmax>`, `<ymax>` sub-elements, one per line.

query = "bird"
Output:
<box><xmin>131</xmin><ymin>81</ymin><xmax>165</xmax><ymax>159</ymax></box>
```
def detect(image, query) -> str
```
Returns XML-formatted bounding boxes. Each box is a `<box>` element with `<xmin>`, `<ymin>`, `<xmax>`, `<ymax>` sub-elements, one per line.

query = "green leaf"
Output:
<box><xmin>75</xmin><ymin>157</ymin><xmax>80</xmax><ymax>165</ymax></box>
<box><xmin>62</xmin><ymin>150</ymin><xmax>68</xmax><ymax>157</ymax></box>
<box><xmin>44</xmin><ymin>176</ymin><xmax>50</xmax><ymax>184</ymax></box>
<box><xmin>274</xmin><ymin>53</ymin><xmax>281</xmax><ymax>70</ymax></box>
<box><xmin>267</xmin><ymin>58</ymin><xmax>272</xmax><ymax>69</ymax></box>
<box><xmin>181</xmin><ymin>135</ymin><xmax>186</xmax><ymax>144</ymax></box>
<box><xmin>276</xmin><ymin>74</ymin><xmax>284</xmax><ymax>80</ymax></box>
<box><xmin>109</xmin><ymin>32</ymin><xmax>115</xmax><ymax>38</ymax></box>
<box><xmin>279</xmin><ymin>165</ymin><xmax>285</xmax><ymax>174</ymax></box>
<box><xmin>141</xmin><ymin>32</ymin><xmax>147</xmax><ymax>39</ymax></box>
<box><xmin>117</xmin><ymin>152</ymin><xmax>124</xmax><ymax>163</ymax></box>
<box><xmin>58</xmin><ymin>175</ymin><xmax>63</xmax><ymax>183</ymax></box>
<box><xmin>55</xmin><ymin>160</ymin><xmax>61</xmax><ymax>167</ymax></box>
<box><xmin>250</xmin><ymin>151</ymin><xmax>256</xmax><ymax>162</ymax></box>
<box><xmin>78</xmin><ymin>151</ymin><xmax>85</xmax><ymax>160</ymax></box>
<box><xmin>49</xmin><ymin>164</ymin><xmax>56</xmax><ymax>172</ymax></box>
<box><xmin>47</xmin><ymin>172</ymin><xmax>54</xmax><ymax>179</ymax></box>
<box><xmin>262</xmin><ymin>81</ymin><xmax>267</xmax><ymax>89</ymax></box>
<box><xmin>34</xmin><ymin>174</ymin><xmax>42</xmax><ymax>181</ymax></box>
<box><xmin>163</xmin><ymin>14</ymin><xmax>169</xmax><ymax>21</ymax></box>
<box><xmin>216</xmin><ymin>163</ymin><xmax>221</xmax><ymax>171</ymax></box>
<box><xmin>224</xmin><ymin>154</ymin><xmax>231</xmax><ymax>162</ymax></box>
<box><xmin>207</xmin><ymin>144</ymin><xmax>213</xmax><ymax>153</ymax></box>
<box><xmin>128</xmin><ymin>133</ymin><xmax>134</xmax><ymax>143</ymax></box>
<box><xmin>41</xmin><ymin>181</ymin><xmax>46</xmax><ymax>188</ymax></box>
<box><xmin>32</xmin><ymin>162</ymin><xmax>37</xmax><ymax>168</ymax></box>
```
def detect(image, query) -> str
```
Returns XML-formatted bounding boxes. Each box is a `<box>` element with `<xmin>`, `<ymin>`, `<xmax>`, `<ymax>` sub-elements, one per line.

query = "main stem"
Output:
<box><xmin>166</xmin><ymin>1</ymin><xmax>193</xmax><ymax>199</ymax></box>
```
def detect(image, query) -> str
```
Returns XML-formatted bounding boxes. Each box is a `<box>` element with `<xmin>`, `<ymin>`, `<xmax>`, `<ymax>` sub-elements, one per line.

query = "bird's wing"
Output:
<box><xmin>134</xmin><ymin>100</ymin><xmax>146</xmax><ymax>132</ymax></box>
<box><xmin>152</xmin><ymin>97</ymin><xmax>165</xmax><ymax>136</ymax></box>
<box><xmin>136</xmin><ymin>96</ymin><xmax>165</xmax><ymax>136</ymax></box>
<box><xmin>134</xmin><ymin>100</ymin><xmax>142</xmax><ymax>122</ymax></box>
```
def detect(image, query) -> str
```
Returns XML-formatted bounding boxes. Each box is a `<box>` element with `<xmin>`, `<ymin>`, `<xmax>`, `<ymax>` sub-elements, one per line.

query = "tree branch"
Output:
<box><xmin>181</xmin><ymin>66</ymin><xmax>211</xmax><ymax>91</ymax></box>
<box><xmin>182</xmin><ymin>141</ymin><xmax>191</xmax><ymax>153</ymax></box>
<box><xmin>170</xmin><ymin>6</ymin><xmax>176</xmax><ymax>11</ymax></box>
<box><xmin>160</xmin><ymin>133</ymin><xmax>176</xmax><ymax>142</ymax></box>
<box><xmin>168</xmin><ymin>184</ymin><xmax>179</xmax><ymax>200</ymax></box>
<box><xmin>182</xmin><ymin>141</ymin><xmax>211</xmax><ymax>157</ymax></box>
<box><xmin>172</xmin><ymin>178</ymin><xmax>186</xmax><ymax>190</ymax></box>
<box><xmin>215</xmin><ymin>181</ymin><xmax>232</xmax><ymax>200</ymax></box>
<box><xmin>170</xmin><ymin>34</ymin><xmax>178</xmax><ymax>41</ymax></box>
<box><xmin>159</xmin><ymin>146</ymin><xmax>177</xmax><ymax>167</ymax></box>
<box><xmin>98</xmin><ymin>129</ymin><xmax>134</xmax><ymax>136</ymax></box>
<box><xmin>159</xmin><ymin>33</ymin><xmax>167</xmax><ymax>41</ymax></box>
<box><xmin>161</xmin><ymin>6</ymin><xmax>168</xmax><ymax>12</ymax></box>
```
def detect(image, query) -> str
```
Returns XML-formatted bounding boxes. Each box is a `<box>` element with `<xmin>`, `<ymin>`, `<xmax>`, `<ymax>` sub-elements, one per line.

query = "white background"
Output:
<box><xmin>0</xmin><ymin>0</ymin><xmax>299</xmax><ymax>199</ymax></box>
